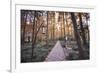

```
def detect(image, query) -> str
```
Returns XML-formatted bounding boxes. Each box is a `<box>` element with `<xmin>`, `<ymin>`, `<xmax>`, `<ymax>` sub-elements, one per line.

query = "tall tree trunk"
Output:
<box><xmin>51</xmin><ymin>13</ymin><xmax>53</xmax><ymax>40</ymax></box>
<box><xmin>46</xmin><ymin>11</ymin><xmax>49</xmax><ymax>48</ymax></box>
<box><xmin>22</xmin><ymin>12</ymin><xmax>27</xmax><ymax>44</ymax></box>
<box><xmin>32</xmin><ymin>11</ymin><xmax>36</xmax><ymax>58</ymax></box>
<box><xmin>79</xmin><ymin>13</ymin><xmax>87</xmax><ymax>46</ymax></box>
<box><xmin>53</xmin><ymin>13</ymin><xmax>55</xmax><ymax>40</ymax></box>
<box><xmin>65</xmin><ymin>13</ymin><xmax>69</xmax><ymax>37</ymax></box>
<box><xmin>85</xmin><ymin>14</ymin><xmax>90</xmax><ymax>43</ymax></box>
<box><xmin>21</xmin><ymin>11</ymin><xmax>24</xmax><ymax>44</ymax></box>
<box><xmin>60</xmin><ymin>15</ymin><xmax>62</xmax><ymax>38</ymax></box>
<box><xmin>32</xmin><ymin>12</ymin><xmax>44</xmax><ymax>58</ymax></box>
<box><xmin>63</xmin><ymin>12</ymin><xmax>65</xmax><ymax>38</ymax></box>
<box><xmin>70</xmin><ymin>13</ymin><xmax>85</xmax><ymax>59</ymax></box>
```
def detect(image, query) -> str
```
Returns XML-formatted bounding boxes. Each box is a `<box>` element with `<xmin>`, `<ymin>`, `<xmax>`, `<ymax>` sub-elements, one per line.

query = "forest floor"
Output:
<box><xmin>21</xmin><ymin>39</ymin><xmax>89</xmax><ymax>63</ymax></box>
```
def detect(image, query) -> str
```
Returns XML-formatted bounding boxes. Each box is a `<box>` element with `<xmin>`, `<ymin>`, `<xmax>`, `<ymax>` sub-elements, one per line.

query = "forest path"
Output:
<box><xmin>45</xmin><ymin>40</ymin><xmax>69</xmax><ymax>61</ymax></box>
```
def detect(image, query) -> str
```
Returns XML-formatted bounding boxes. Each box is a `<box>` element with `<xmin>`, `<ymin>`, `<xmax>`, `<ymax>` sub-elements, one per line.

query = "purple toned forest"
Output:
<box><xmin>21</xmin><ymin>10</ymin><xmax>90</xmax><ymax>63</ymax></box>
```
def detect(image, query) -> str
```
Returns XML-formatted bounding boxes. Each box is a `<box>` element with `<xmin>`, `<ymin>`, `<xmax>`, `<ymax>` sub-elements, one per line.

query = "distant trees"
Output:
<box><xmin>21</xmin><ymin>10</ymin><xmax>90</xmax><ymax>60</ymax></box>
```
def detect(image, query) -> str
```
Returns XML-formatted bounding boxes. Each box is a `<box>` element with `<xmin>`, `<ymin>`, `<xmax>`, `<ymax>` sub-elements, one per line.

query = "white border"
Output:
<box><xmin>11</xmin><ymin>2</ymin><xmax>96</xmax><ymax>73</ymax></box>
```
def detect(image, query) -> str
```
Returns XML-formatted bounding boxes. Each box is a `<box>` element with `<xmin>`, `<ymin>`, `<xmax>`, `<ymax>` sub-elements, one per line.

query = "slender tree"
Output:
<box><xmin>31</xmin><ymin>11</ymin><xmax>35</xmax><ymax>58</ymax></box>
<box><xmin>46</xmin><ymin>11</ymin><xmax>49</xmax><ymax>48</ymax></box>
<box><xmin>31</xmin><ymin>11</ymin><xmax>44</xmax><ymax>58</ymax></box>
<box><xmin>70</xmin><ymin>12</ymin><xmax>85</xmax><ymax>59</ymax></box>
<box><xmin>63</xmin><ymin>12</ymin><xmax>66</xmax><ymax>38</ymax></box>
<box><xmin>79</xmin><ymin>13</ymin><xmax>87</xmax><ymax>46</ymax></box>
<box><xmin>21</xmin><ymin>10</ymin><xmax>28</xmax><ymax>44</ymax></box>
<box><xmin>52</xmin><ymin>12</ymin><xmax>55</xmax><ymax>40</ymax></box>
<box><xmin>60</xmin><ymin>13</ymin><xmax>63</xmax><ymax>38</ymax></box>
<box><xmin>85</xmin><ymin>13</ymin><xmax>90</xmax><ymax>43</ymax></box>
